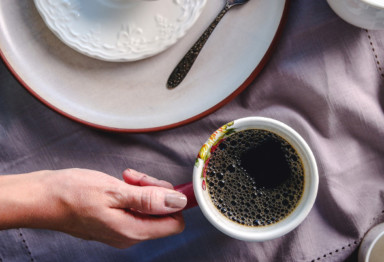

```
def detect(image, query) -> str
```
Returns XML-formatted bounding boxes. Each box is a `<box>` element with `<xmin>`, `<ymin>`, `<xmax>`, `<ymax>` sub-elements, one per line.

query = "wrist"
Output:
<box><xmin>0</xmin><ymin>171</ymin><xmax>62</xmax><ymax>230</ymax></box>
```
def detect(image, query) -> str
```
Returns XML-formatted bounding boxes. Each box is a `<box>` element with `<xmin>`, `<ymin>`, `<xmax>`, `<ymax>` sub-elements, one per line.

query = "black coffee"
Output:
<box><xmin>205</xmin><ymin>129</ymin><xmax>304</xmax><ymax>227</ymax></box>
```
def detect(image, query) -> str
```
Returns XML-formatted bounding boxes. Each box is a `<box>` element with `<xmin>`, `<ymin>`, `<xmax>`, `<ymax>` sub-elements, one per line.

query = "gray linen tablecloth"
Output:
<box><xmin>1</xmin><ymin>0</ymin><xmax>384</xmax><ymax>261</ymax></box>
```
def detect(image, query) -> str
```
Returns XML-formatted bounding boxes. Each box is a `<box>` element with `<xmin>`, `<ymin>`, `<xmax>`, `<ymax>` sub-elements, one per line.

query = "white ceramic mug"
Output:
<box><xmin>176</xmin><ymin>117</ymin><xmax>319</xmax><ymax>241</ymax></box>
<box><xmin>358</xmin><ymin>223</ymin><xmax>384</xmax><ymax>262</ymax></box>
<box><xmin>327</xmin><ymin>0</ymin><xmax>384</xmax><ymax>30</ymax></box>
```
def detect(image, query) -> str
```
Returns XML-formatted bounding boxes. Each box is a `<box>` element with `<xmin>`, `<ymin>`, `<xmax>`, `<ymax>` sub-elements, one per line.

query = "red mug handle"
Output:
<box><xmin>175</xmin><ymin>182</ymin><xmax>198</xmax><ymax>210</ymax></box>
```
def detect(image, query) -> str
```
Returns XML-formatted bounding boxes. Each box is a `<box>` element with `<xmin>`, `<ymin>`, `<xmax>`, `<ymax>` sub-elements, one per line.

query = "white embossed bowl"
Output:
<box><xmin>327</xmin><ymin>0</ymin><xmax>384</xmax><ymax>30</ymax></box>
<box><xmin>33</xmin><ymin>0</ymin><xmax>207</xmax><ymax>61</ymax></box>
<box><xmin>99</xmin><ymin>0</ymin><xmax>158</xmax><ymax>8</ymax></box>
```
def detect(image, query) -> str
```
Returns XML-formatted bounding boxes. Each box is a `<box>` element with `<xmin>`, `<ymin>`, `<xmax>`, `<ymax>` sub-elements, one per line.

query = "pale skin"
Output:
<box><xmin>0</xmin><ymin>168</ymin><xmax>187</xmax><ymax>249</ymax></box>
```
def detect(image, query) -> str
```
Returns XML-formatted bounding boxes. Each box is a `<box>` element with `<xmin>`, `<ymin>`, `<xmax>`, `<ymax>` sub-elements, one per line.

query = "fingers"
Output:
<box><xmin>119</xmin><ymin>168</ymin><xmax>186</xmax><ymax>217</ymax></box>
<box><xmin>108</xmin><ymin>209</ymin><xmax>185</xmax><ymax>248</ymax></box>
<box><xmin>118</xmin><ymin>184</ymin><xmax>187</xmax><ymax>215</ymax></box>
<box><xmin>127</xmin><ymin>210</ymin><xmax>185</xmax><ymax>240</ymax></box>
<box><xmin>122</xmin><ymin>169</ymin><xmax>174</xmax><ymax>189</ymax></box>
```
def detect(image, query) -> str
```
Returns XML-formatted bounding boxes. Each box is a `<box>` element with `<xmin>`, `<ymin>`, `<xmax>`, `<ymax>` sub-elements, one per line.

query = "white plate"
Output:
<box><xmin>0</xmin><ymin>0</ymin><xmax>288</xmax><ymax>132</ymax></box>
<box><xmin>33</xmin><ymin>0</ymin><xmax>206</xmax><ymax>61</ymax></box>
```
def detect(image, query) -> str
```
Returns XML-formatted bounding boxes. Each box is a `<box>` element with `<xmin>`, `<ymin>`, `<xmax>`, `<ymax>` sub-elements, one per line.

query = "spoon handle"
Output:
<box><xmin>167</xmin><ymin>5</ymin><xmax>230</xmax><ymax>89</ymax></box>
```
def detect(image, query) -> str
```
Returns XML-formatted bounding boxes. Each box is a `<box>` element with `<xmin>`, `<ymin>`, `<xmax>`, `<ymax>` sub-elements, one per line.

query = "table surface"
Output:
<box><xmin>1</xmin><ymin>0</ymin><xmax>384</xmax><ymax>261</ymax></box>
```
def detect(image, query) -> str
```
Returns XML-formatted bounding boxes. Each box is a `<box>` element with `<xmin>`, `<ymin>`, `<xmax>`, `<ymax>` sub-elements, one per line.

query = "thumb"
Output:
<box><xmin>121</xmin><ymin>184</ymin><xmax>187</xmax><ymax>215</ymax></box>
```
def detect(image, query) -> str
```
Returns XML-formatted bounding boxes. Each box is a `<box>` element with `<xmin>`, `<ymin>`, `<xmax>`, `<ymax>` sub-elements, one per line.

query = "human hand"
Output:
<box><xmin>0</xmin><ymin>168</ymin><xmax>187</xmax><ymax>248</ymax></box>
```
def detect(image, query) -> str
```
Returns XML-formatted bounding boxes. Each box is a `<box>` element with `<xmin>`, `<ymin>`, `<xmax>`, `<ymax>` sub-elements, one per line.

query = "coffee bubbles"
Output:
<box><xmin>205</xmin><ymin>129</ymin><xmax>304</xmax><ymax>227</ymax></box>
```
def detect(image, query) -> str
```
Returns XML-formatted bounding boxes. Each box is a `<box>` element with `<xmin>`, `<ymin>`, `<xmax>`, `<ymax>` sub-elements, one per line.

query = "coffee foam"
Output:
<box><xmin>205</xmin><ymin>129</ymin><xmax>304</xmax><ymax>227</ymax></box>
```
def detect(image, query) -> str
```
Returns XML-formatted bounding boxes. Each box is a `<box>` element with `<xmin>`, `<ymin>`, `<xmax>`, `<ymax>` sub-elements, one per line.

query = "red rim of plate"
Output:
<box><xmin>0</xmin><ymin>1</ymin><xmax>290</xmax><ymax>133</ymax></box>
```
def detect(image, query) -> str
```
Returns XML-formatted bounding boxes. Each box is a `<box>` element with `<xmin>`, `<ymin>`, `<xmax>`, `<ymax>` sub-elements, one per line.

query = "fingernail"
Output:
<box><xmin>165</xmin><ymin>192</ymin><xmax>187</xmax><ymax>209</ymax></box>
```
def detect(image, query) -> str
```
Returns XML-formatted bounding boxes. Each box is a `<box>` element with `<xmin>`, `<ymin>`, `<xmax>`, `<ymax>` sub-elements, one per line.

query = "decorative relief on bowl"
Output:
<box><xmin>34</xmin><ymin>0</ymin><xmax>206</xmax><ymax>61</ymax></box>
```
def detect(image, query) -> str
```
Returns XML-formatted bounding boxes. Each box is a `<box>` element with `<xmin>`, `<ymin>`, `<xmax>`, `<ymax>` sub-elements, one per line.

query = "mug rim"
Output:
<box><xmin>193</xmin><ymin>116</ymin><xmax>319</xmax><ymax>241</ymax></box>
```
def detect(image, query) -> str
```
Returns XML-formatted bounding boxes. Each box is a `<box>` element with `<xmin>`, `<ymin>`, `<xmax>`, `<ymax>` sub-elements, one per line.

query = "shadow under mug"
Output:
<box><xmin>175</xmin><ymin>117</ymin><xmax>319</xmax><ymax>241</ymax></box>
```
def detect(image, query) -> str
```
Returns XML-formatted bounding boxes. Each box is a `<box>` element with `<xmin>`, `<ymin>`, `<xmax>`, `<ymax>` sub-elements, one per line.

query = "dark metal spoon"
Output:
<box><xmin>166</xmin><ymin>0</ymin><xmax>249</xmax><ymax>89</ymax></box>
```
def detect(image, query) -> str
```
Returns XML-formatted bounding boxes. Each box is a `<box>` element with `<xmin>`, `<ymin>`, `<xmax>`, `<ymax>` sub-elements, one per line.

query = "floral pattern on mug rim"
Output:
<box><xmin>195</xmin><ymin>121</ymin><xmax>236</xmax><ymax>188</ymax></box>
